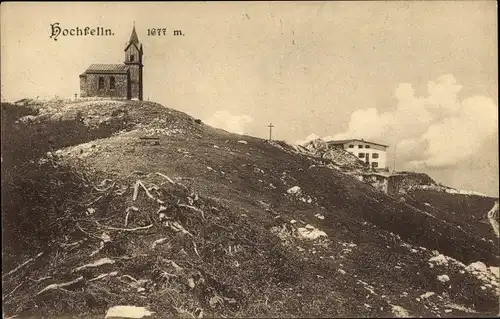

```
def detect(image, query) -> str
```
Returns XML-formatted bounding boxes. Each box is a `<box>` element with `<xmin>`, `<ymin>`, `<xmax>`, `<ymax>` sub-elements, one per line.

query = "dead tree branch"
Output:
<box><xmin>2</xmin><ymin>252</ymin><xmax>43</xmax><ymax>279</ymax></box>
<box><xmin>178</xmin><ymin>204</ymin><xmax>206</xmax><ymax>220</ymax></box>
<box><xmin>36</xmin><ymin>276</ymin><xmax>84</xmax><ymax>295</ymax></box>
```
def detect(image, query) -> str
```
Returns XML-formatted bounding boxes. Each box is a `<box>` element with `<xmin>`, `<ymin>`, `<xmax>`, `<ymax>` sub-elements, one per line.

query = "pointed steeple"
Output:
<box><xmin>129</xmin><ymin>23</ymin><xmax>139</xmax><ymax>44</ymax></box>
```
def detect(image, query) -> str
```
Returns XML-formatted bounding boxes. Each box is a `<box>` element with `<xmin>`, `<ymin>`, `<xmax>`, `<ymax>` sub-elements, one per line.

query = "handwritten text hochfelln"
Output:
<box><xmin>50</xmin><ymin>22</ymin><xmax>114</xmax><ymax>41</ymax></box>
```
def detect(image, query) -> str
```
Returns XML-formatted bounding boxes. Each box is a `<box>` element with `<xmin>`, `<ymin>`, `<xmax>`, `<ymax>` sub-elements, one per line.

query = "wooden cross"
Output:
<box><xmin>268</xmin><ymin>123</ymin><xmax>274</xmax><ymax>141</ymax></box>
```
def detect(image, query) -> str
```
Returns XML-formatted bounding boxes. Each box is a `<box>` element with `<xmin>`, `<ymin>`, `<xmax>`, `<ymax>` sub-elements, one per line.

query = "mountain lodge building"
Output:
<box><xmin>327</xmin><ymin>139</ymin><xmax>389</xmax><ymax>170</ymax></box>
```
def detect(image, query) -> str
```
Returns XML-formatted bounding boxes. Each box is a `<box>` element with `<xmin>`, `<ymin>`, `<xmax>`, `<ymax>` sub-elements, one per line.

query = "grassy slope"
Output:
<box><xmin>2</xmin><ymin>99</ymin><xmax>499</xmax><ymax>318</ymax></box>
<box><xmin>405</xmin><ymin>190</ymin><xmax>498</xmax><ymax>241</ymax></box>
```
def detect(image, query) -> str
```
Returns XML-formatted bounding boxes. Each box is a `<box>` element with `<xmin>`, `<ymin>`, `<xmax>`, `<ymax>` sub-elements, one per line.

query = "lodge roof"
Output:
<box><xmin>327</xmin><ymin>139</ymin><xmax>389</xmax><ymax>148</ymax></box>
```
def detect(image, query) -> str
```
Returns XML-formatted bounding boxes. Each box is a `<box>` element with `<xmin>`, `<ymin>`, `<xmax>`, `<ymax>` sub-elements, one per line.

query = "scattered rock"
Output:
<box><xmin>437</xmin><ymin>274</ymin><xmax>450</xmax><ymax>283</ymax></box>
<box><xmin>419</xmin><ymin>291</ymin><xmax>435</xmax><ymax>300</ymax></box>
<box><xmin>105</xmin><ymin>306</ymin><xmax>155</xmax><ymax>318</ymax></box>
<box><xmin>296</xmin><ymin>225</ymin><xmax>327</xmax><ymax>240</ymax></box>
<box><xmin>314</xmin><ymin>213</ymin><xmax>325</xmax><ymax>220</ymax></box>
<box><xmin>490</xmin><ymin>266</ymin><xmax>499</xmax><ymax>278</ymax></box>
<box><xmin>428</xmin><ymin>254</ymin><xmax>448</xmax><ymax>267</ymax></box>
<box><xmin>391</xmin><ymin>305</ymin><xmax>410</xmax><ymax>317</ymax></box>
<box><xmin>287</xmin><ymin>186</ymin><xmax>302</xmax><ymax>195</ymax></box>
<box><xmin>467</xmin><ymin>261</ymin><xmax>488</xmax><ymax>272</ymax></box>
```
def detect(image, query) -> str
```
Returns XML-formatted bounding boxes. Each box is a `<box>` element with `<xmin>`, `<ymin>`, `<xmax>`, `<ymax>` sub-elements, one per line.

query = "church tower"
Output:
<box><xmin>124</xmin><ymin>25</ymin><xmax>143</xmax><ymax>100</ymax></box>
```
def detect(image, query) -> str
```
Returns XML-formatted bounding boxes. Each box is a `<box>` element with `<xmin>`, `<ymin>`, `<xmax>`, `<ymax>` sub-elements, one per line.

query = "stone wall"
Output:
<box><xmin>388</xmin><ymin>172</ymin><xmax>436</xmax><ymax>195</ymax></box>
<box><xmin>80</xmin><ymin>73</ymin><xmax>129</xmax><ymax>99</ymax></box>
<box><xmin>79</xmin><ymin>75</ymin><xmax>87</xmax><ymax>97</ymax></box>
<box><xmin>127</xmin><ymin>65</ymin><xmax>143</xmax><ymax>100</ymax></box>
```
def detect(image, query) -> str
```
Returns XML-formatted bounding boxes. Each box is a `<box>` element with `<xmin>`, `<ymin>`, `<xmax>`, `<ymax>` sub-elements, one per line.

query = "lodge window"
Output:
<box><xmin>358</xmin><ymin>145</ymin><xmax>363</xmax><ymax>148</ymax></box>
<box><xmin>98</xmin><ymin>77</ymin><xmax>104</xmax><ymax>89</ymax></box>
<box><xmin>110</xmin><ymin>77</ymin><xmax>115</xmax><ymax>90</ymax></box>
<box><xmin>358</xmin><ymin>153</ymin><xmax>365</xmax><ymax>158</ymax></box>
<box><xmin>372</xmin><ymin>162</ymin><xmax>379</xmax><ymax>168</ymax></box>
<box><xmin>348</xmin><ymin>144</ymin><xmax>354</xmax><ymax>148</ymax></box>
<box><xmin>130</xmin><ymin>54</ymin><xmax>134</xmax><ymax>62</ymax></box>
<box><xmin>372</xmin><ymin>153</ymin><xmax>379</xmax><ymax>159</ymax></box>
<box><xmin>365</xmin><ymin>145</ymin><xmax>370</xmax><ymax>148</ymax></box>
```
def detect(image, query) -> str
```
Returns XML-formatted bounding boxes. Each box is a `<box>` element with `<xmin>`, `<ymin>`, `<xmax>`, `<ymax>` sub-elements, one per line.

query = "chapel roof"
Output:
<box><xmin>84</xmin><ymin>64</ymin><xmax>130</xmax><ymax>74</ymax></box>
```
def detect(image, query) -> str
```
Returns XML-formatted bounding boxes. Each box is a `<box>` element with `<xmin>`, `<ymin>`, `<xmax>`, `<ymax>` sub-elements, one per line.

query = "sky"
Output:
<box><xmin>1</xmin><ymin>1</ymin><xmax>498</xmax><ymax>196</ymax></box>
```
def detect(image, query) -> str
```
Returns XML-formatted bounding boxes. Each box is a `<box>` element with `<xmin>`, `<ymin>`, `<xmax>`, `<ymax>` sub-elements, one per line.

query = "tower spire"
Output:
<box><xmin>129</xmin><ymin>24</ymin><xmax>139</xmax><ymax>44</ymax></box>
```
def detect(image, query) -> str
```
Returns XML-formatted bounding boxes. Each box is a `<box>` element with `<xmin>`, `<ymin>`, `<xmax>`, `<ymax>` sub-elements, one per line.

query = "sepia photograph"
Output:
<box><xmin>1</xmin><ymin>1</ymin><xmax>498</xmax><ymax>318</ymax></box>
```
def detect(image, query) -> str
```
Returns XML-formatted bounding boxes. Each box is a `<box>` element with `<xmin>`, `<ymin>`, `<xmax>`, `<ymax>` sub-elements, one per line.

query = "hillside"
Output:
<box><xmin>2</xmin><ymin>98</ymin><xmax>499</xmax><ymax>318</ymax></box>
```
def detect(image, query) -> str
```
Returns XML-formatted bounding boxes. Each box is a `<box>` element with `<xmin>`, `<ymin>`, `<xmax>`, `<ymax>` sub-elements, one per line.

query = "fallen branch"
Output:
<box><xmin>37</xmin><ymin>276</ymin><xmax>83</xmax><ymax>295</ymax></box>
<box><xmin>124</xmin><ymin>206</ymin><xmax>139</xmax><ymax>227</ymax></box>
<box><xmin>28</xmin><ymin>276</ymin><xmax>52</xmax><ymax>283</ymax></box>
<box><xmin>156</xmin><ymin>172</ymin><xmax>175</xmax><ymax>184</ymax></box>
<box><xmin>156</xmin><ymin>172</ymin><xmax>190</xmax><ymax>191</ymax></box>
<box><xmin>3</xmin><ymin>281</ymin><xmax>24</xmax><ymax>300</ymax></box>
<box><xmin>193</xmin><ymin>241</ymin><xmax>201</xmax><ymax>258</ymax></box>
<box><xmin>128</xmin><ymin>170</ymin><xmax>148</xmax><ymax>177</ymax></box>
<box><xmin>85</xmin><ymin>195</ymin><xmax>103</xmax><ymax>207</ymax></box>
<box><xmin>166</xmin><ymin>221</ymin><xmax>193</xmax><ymax>237</ymax></box>
<box><xmin>178</xmin><ymin>204</ymin><xmax>206</xmax><ymax>220</ymax></box>
<box><xmin>89</xmin><ymin>241</ymin><xmax>105</xmax><ymax>257</ymax></box>
<box><xmin>94</xmin><ymin>181</ymin><xmax>115</xmax><ymax>192</ymax></box>
<box><xmin>61</xmin><ymin>239</ymin><xmax>85</xmax><ymax>249</ymax></box>
<box><xmin>2</xmin><ymin>252</ymin><xmax>43</xmax><ymax>279</ymax></box>
<box><xmin>89</xmin><ymin>271</ymin><xmax>118</xmax><ymax>282</ymax></box>
<box><xmin>160</xmin><ymin>271</ymin><xmax>177</xmax><ymax>280</ymax></box>
<box><xmin>132</xmin><ymin>180</ymin><xmax>164</xmax><ymax>204</ymax></box>
<box><xmin>122</xmin><ymin>274</ymin><xmax>140</xmax><ymax>283</ymax></box>
<box><xmin>77</xmin><ymin>223</ymin><xmax>103</xmax><ymax>240</ymax></box>
<box><xmin>96</xmin><ymin>221</ymin><xmax>153</xmax><ymax>232</ymax></box>
<box><xmin>151</xmin><ymin>237</ymin><xmax>169</xmax><ymax>249</ymax></box>
<box><xmin>132</xmin><ymin>180</ymin><xmax>140</xmax><ymax>201</ymax></box>
<box><xmin>74</xmin><ymin>258</ymin><xmax>115</xmax><ymax>272</ymax></box>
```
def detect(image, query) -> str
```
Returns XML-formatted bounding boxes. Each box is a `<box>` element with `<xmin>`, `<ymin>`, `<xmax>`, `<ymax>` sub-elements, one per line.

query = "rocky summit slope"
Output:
<box><xmin>2</xmin><ymin>99</ymin><xmax>499</xmax><ymax>318</ymax></box>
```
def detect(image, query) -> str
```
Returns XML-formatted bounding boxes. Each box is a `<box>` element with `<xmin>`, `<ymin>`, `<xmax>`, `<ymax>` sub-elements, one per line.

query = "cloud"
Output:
<box><xmin>321</xmin><ymin>74</ymin><xmax>498</xmax><ymax>169</ymax></box>
<box><xmin>204</xmin><ymin>110</ymin><xmax>254</xmax><ymax>135</ymax></box>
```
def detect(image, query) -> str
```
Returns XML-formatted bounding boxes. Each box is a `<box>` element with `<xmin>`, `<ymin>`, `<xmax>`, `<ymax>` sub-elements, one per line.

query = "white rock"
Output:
<box><xmin>105</xmin><ymin>306</ymin><xmax>154</xmax><ymax>318</ymax></box>
<box><xmin>419</xmin><ymin>291</ymin><xmax>435</xmax><ymax>300</ymax></box>
<box><xmin>237</xmin><ymin>140</ymin><xmax>248</xmax><ymax>144</ymax></box>
<box><xmin>100</xmin><ymin>232</ymin><xmax>111</xmax><ymax>242</ymax></box>
<box><xmin>467</xmin><ymin>261</ymin><xmax>487</xmax><ymax>272</ymax></box>
<box><xmin>489</xmin><ymin>266</ymin><xmax>499</xmax><ymax>278</ymax></box>
<box><xmin>287</xmin><ymin>186</ymin><xmax>302</xmax><ymax>195</ymax></box>
<box><xmin>314</xmin><ymin>213</ymin><xmax>325</xmax><ymax>220</ymax></box>
<box><xmin>391</xmin><ymin>305</ymin><xmax>410</xmax><ymax>317</ymax></box>
<box><xmin>297</xmin><ymin>227</ymin><xmax>327</xmax><ymax>240</ymax></box>
<box><xmin>437</xmin><ymin>274</ymin><xmax>450</xmax><ymax>283</ymax></box>
<box><xmin>338</xmin><ymin>269</ymin><xmax>346</xmax><ymax>275</ymax></box>
<box><xmin>429</xmin><ymin>254</ymin><xmax>449</xmax><ymax>266</ymax></box>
